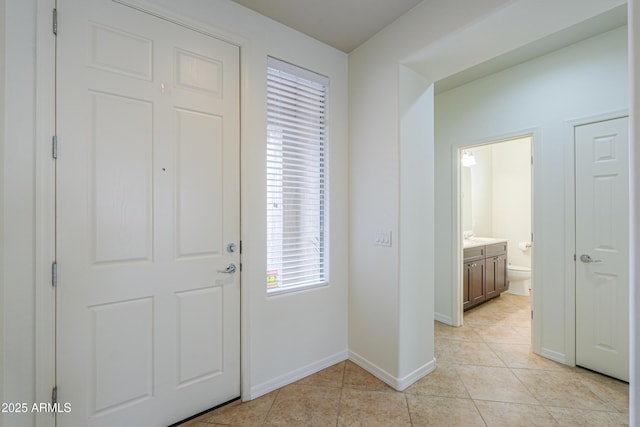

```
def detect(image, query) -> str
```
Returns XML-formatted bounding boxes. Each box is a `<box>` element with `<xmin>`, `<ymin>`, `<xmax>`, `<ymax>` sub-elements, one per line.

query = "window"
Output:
<box><xmin>266</xmin><ymin>57</ymin><xmax>329</xmax><ymax>294</ymax></box>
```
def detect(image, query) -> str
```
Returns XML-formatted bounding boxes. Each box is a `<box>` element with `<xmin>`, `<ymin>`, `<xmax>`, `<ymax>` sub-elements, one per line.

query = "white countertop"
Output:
<box><xmin>463</xmin><ymin>237</ymin><xmax>508</xmax><ymax>249</ymax></box>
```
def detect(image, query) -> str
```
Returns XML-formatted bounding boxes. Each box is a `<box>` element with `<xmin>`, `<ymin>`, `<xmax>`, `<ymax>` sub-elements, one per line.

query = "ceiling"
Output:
<box><xmin>230</xmin><ymin>1</ymin><xmax>627</xmax><ymax>92</ymax></box>
<box><xmin>435</xmin><ymin>4</ymin><xmax>627</xmax><ymax>93</ymax></box>
<box><xmin>229</xmin><ymin>0</ymin><xmax>423</xmax><ymax>53</ymax></box>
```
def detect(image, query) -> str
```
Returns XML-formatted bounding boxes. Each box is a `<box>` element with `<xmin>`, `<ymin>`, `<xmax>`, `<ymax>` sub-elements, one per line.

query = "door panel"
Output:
<box><xmin>469</xmin><ymin>261</ymin><xmax>486</xmax><ymax>306</ymax></box>
<box><xmin>56</xmin><ymin>1</ymin><xmax>240</xmax><ymax>425</ymax></box>
<box><xmin>575</xmin><ymin>117</ymin><xmax>629</xmax><ymax>382</ymax></box>
<box><xmin>486</xmin><ymin>257</ymin><xmax>498</xmax><ymax>299</ymax></box>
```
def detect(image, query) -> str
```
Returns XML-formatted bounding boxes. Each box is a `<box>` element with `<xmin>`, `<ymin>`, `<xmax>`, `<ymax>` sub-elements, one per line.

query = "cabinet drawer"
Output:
<box><xmin>486</xmin><ymin>242</ymin><xmax>507</xmax><ymax>257</ymax></box>
<box><xmin>463</xmin><ymin>246</ymin><xmax>485</xmax><ymax>261</ymax></box>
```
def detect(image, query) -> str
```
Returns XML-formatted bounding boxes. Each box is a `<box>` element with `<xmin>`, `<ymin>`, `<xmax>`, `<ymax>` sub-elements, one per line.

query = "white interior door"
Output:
<box><xmin>56</xmin><ymin>1</ymin><xmax>240</xmax><ymax>425</ymax></box>
<box><xmin>575</xmin><ymin>117</ymin><xmax>629</xmax><ymax>382</ymax></box>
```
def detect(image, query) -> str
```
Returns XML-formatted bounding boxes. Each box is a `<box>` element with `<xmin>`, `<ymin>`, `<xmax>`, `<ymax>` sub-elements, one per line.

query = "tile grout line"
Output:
<box><xmin>259</xmin><ymin>387</ymin><xmax>280</xmax><ymax>426</ymax></box>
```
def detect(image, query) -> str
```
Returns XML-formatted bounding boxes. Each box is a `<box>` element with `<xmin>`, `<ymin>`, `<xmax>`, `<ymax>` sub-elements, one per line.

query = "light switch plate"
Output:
<box><xmin>374</xmin><ymin>231</ymin><xmax>392</xmax><ymax>247</ymax></box>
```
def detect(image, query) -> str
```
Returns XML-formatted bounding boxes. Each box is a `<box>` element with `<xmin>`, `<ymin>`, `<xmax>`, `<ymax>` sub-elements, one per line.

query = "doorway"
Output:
<box><xmin>55</xmin><ymin>1</ymin><xmax>241</xmax><ymax>425</ymax></box>
<box><xmin>459</xmin><ymin>135</ymin><xmax>533</xmax><ymax>327</ymax></box>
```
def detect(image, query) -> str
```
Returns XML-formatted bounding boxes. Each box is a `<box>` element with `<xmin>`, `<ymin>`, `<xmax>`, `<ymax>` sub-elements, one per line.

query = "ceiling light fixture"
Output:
<box><xmin>461</xmin><ymin>150</ymin><xmax>476</xmax><ymax>167</ymax></box>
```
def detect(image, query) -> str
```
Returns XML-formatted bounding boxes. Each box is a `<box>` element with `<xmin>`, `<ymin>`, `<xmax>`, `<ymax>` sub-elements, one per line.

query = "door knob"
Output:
<box><xmin>218</xmin><ymin>263</ymin><xmax>237</xmax><ymax>274</ymax></box>
<box><xmin>580</xmin><ymin>254</ymin><xmax>602</xmax><ymax>263</ymax></box>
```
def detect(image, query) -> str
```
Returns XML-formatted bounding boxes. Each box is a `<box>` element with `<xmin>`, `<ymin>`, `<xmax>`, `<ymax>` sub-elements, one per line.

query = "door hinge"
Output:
<box><xmin>52</xmin><ymin>8</ymin><xmax>58</xmax><ymax>35</ymax></box>
<box><xmin>531</xmin><ymin>155</ymin><xmax>534</xmax><ymax>165</ymax></box>
<box><xmin>573</xmin><ymin>254</ymin><xmax>576</xmax><ymax>262</ymax></box>
<box><xmin>52</xmin><ymin>135</ymin><xmax>58</xmax><ymax>159</ymax></box>
<box><xmin>239</xmin><ymin>240</ymin><xmax>243</xmax><ymax>254</ymax></box>
<box><xmin>531</xmin><ymin>310</ymin><xmax>533</xmax><ymax>319</ymax></box>
<box><xmin>52</xmin><ymin>261</ymin><xmax>58</xmax><ymax>287</ymax></box>
<box><xmin>51</xmin><ymin>386</ymin><xmax>57</xmax><ymax>406</ymax></box>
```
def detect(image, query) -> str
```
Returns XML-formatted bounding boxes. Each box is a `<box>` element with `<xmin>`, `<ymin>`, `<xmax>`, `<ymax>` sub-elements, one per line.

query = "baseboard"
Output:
<box><xmin>540</xmin><ymin>347</ymin><xmax>567</xmax><ymax>365</ymax></box>
<box><xmin>434</xmin><ymin>312</ymin><xmax>453</xmax><ymax>325</ymax></box>
<box><xmin>348</xmin><ymin>351</ymin><xmax>436</xmax><ymax>391</ymax></box>
<box><xmin>248</xmin><ymin>350</ymin><xmax>348</xmax><ymax>400</ymax></box>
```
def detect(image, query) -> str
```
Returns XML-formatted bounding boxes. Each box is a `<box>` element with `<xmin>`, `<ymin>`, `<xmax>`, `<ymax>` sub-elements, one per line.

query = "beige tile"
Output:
<box><xmin>175</xmin><ymin>420</ymin><xmax>210</xmax><ymax>427</ymax></box>
<box><xmin>545</xmin><ymin>406</ymin><xmax>629</xmax><ymax>426</ymax></box>
<box><xmin>404</xmin><ymin>364</ymin><xmax>470</xmax><ymax>399</ymax></box>
<box><xmin>182</xmin><ymin>423</ymin><xmax>225</xmax><ymax>427</ymax></box>
<box><xmin>572</xmin><ymin>369</ymin><xmax>629</xmax><ymax>413</ymax></box>
<box><xmin>178</xmin><ymin>293</ymin><xmax>632</xmax><ymax>427</ymax></box>
<box><xmin>406</xmin><ymin>394</ymin><xmax>485</xmax><ymax>427</ymax></box>
<box><xmin>474</xmin><ymin>400</ymin><xmax>557</xmax><ymax>427</ymax></box>
<box><xmin>474</xmin><ymin>324</ymin><xmax>531</xmax><ymax>345</ymax></box>
<box><xmin>502</xmin><ymin>313</ymin><xmax>532</xmax><ymax>329</ymax></box>
<box><xmin>434</xmin><ymin>321</ymin><xmax>483</xmax><ymax>342</ymax></box>
<box><xmin>464</xmin><ymin>306</ymin><xmax>507</xmax><ymax>325</ymax></box>
<box><xmin>263</xmin><ymin>384</ymin><xmax>341</xmax><ymax>426</ymax></box>
<box><xmin>296</xmin><ymin>361</ymin><xmax>345</xmax><ymax>388</ymax></box>
<box><xmin>337</xmin><ymin>388</ymin><xmax>411</xmax><ymax>426</ymax></box>
<box><xmin>203</xmin><ymin>392</ymin><xmax>277</xmax><ymax>427</ymax></box>
<box><xmin>499</xmin><ymin>294</ymin><xmax>531</xmax><ymax>308</ymax></box>
<box><xmin>343</xmin><ymin>360</ymin><xmax>395</xmax><ymax>392</ymax></box>
<box><xmin>455</xmin><ymin>365</ymin><xmax>538</xmax><ymax>404</ymax></box>
<box><xmin>488</xmin><ymin>343</ymin><xmax>566</xmax><ymax>370</ymax></box>
<box><xmin>484</xmin><ymin>297</ymin><xmax>525</xmax><ymax>314</ymax></box>
<box><xmin>436</xmin><ymin>337</ymin><xmax>505</xmax><ymax>367</ymax></box>
<box><xmin>512</xmin><ymin>369</ymin><xmax>614</xmax><ymax>411</ymax></box>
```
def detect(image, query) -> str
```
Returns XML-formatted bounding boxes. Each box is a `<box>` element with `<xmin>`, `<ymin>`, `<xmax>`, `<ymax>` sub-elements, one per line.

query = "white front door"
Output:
<box><xmin>575</xmin><ymin>117</ymin><xmax>629</xmax><ymax>382</ymax></box>
<box><xmin>56</xmin><ymin>1</ymin><xmax>241</xmax><ymax>425</ymax></box>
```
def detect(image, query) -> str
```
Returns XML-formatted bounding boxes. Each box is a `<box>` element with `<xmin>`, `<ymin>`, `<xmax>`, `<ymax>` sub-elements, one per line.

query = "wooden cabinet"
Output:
<box><xmin>463</xmin><ymin>241</ymin><xmax>507</xmax><ymax>311</ymax></box>
<box><xmin>486</xmin><ymin>242</ymin><xmax>508</xmax><ymax>299</ymax></box>
<box><xmin>463</xmin><ymin>246</ymin><xmax>485</xmax><ymax>311</ymax></box>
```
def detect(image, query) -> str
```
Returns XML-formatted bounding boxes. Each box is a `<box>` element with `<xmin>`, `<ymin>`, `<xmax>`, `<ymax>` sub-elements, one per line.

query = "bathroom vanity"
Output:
<box><xmin>463</xmin><ymin>238</ymin><xmax>508</xmax><ymax>311</ymax></box>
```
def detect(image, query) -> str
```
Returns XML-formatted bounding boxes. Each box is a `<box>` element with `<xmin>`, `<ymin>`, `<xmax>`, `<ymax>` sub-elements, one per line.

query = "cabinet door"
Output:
<box><xmin>486</xmin><ymin>255</ymin><xmax>508</xmax><ymax>298</ymax></box>
<box><xmin>463</xmin><ymin>263</ymin><xmax>471</xmax><ymax>310</ymax></box>
<box><xmin>469</xmin><ymin>260</ymin><xmax>486</xmax><ymax>307</ymax></box>
<box><xmin>496</xmin><ymin>255</ymin><xmax>508</xmax><ymax>292</ymax></box>
<box><xmin>486</xmin><ymin>256</ymin><xmax>499</xmax><ymax>299</ymax></box>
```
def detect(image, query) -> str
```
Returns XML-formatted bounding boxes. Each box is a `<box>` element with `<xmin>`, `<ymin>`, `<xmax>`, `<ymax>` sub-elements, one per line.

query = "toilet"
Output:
<box><xmin>506</xmin><ymin>264</ymin><xmax>531</xmax><ymax>296</ymax></box>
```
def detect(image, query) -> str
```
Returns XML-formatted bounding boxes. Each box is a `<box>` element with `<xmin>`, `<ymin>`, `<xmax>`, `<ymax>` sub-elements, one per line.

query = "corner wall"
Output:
<box><xmin>349</xmin><ymin>0</ymin><xmax>628</xmax><ymax>386</ymax></box>
<box><xmin>348</xmin><ymin>0</ymin><xmax>517</xmax><ymax>385</ymax></box>
<box><xmin>398</xmin><ymin>66</ymin><xmax>436</xmax><ymax>383</ymax></box>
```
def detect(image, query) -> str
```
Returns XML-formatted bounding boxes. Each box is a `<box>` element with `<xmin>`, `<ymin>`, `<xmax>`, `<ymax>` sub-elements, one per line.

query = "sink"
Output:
<box><xmin>463</xmin><ymin>237</ymin><xmax>507</xmax><ymax>248</ymax></box>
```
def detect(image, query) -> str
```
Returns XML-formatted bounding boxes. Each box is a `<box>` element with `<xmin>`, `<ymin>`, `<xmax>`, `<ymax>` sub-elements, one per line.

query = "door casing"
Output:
<box><xmin>453</xmin><ymin>129</ymin><xmax>538</xmax><ymax>352</ymax></box>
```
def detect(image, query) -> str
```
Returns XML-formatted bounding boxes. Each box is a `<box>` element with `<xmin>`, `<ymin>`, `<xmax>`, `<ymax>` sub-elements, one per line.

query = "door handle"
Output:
<box><xmin>218</xmin><ymin>263</ymin><xmax>237</xmax><ymax>274</ymax></box>
<box><xmin>579</xmin><ymin>254</ymin><xmax>602</xmax><ymax>263</ymax></box>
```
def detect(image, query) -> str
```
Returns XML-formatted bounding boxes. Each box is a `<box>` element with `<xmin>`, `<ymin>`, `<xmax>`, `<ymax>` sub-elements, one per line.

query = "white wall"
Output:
<box><xmin>348</xmin><ymin>0</ymin><xmax>510</xmax><ymax>387</ymax></box>
<box><xmin>0</xmin><ymin>0</ymin><xmax>6</xmax><ymax>425</ymax></box>
<box><xmin>435</xmin><ymin>27</ymin><xmax>628</xmax><ymax>360</ymax></box>
<box><xmin>398</xmin><ymin>66</ymin><xmax>435</xmax><ymax>385</ymax></box>
<box><xmin>492</xmin><ymin>138</ymin><xmax>532</xmax><ymax>268</ymax></box>
<box><xmin>629</xmin><ymin>1</ymin><xmax>639</xmax><ymax>423</ymax></box>
<box><xmin>1</xmin><ymin>1</ymin><xmax>348</xmax><ymax>425</ymax></box>
<box><xmin>466</xmin><ymin>138</ymin><xmax>532</xmax><ymax>267</ymax></box>
<box><xmin>469</xmin><ymin>147</ymin><xmax>494</xmax><ymax>237</ymax></box>
<box><xmin>2</xmin><ymin>3</ymin><xmax>37</xmax><ymax>426</ymax></box>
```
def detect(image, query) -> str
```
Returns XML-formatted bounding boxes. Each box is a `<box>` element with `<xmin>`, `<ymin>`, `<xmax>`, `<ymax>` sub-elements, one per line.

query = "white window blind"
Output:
<box><xmin>266</xmin><ymin>57</ymin><xmax>329</xmax><ymax>293</ymax></box>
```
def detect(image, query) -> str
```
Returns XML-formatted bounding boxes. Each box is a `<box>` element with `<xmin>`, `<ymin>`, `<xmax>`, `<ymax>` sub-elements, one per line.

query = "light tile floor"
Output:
<box><xmin>181</xmin><ymin>294</ymin><xmax>629</xmax><ymax>426</ymax></box>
